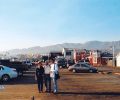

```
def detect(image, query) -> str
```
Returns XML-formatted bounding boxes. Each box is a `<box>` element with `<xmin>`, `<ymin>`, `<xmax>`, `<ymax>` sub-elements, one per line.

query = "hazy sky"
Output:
<box><xmin>0</xmin><ymin>0</ymin><xmax>120</xmax><ymax>51</ymax></box>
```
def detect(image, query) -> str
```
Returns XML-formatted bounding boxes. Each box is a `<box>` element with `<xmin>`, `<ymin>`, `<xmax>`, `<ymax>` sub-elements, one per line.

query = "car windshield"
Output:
<box><xmin>81</xmin><ymin>64</ymin><xmax>90</xmax><ymax>67</ymax></box>
<box><xmin>75</xmin><ymin>64</ymin><xmax>80</xmax><ymax>67</ymax></box>
<box><xmin>0</xmin><ymin>66</ymin><xmax>4</xmax><ymax>70</ymax></box>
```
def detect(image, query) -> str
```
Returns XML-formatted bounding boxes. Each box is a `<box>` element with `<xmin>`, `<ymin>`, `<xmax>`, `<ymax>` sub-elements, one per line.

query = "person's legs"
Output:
<box><xmin>44</xmin><ymin>75</ymin><xmax>48</xmax><ymax>91</ymax></box>
<box><xmin>48</xmin><ymin>76</ymin><xmax>51</xmax><ymax>92</ymax></box>
<box><xmin>37</xmin><ymin>80</ymin><xmax>40</xmax><ymax>92</ymax></box>
<box><xmin>40</xmin><ymin>77</ymin><xmax>43</xmax><ymax>92</ymax></box>
<box><xmin>45</xmin><ymin>74</ymin><xmax>51</xmax><ymax>92</ymax></box>
<box><xmin>52</xmin><ymin>78</ymin><xmax>58</xmax><ymax>93</ymax></box>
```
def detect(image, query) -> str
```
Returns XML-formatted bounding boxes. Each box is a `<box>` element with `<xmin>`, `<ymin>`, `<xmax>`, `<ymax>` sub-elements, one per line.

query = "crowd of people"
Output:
<box><xmin>35</xmin><ymin>59</ymin><xmax>59</xmax><ymax>94</ymax></box>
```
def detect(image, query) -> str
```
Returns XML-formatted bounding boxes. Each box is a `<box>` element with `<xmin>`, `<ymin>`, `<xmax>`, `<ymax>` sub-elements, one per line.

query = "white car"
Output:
<box><xmin>0</xmin><ymin>65</ymin><xmax>18</xmax><ymax>82</ymax></box>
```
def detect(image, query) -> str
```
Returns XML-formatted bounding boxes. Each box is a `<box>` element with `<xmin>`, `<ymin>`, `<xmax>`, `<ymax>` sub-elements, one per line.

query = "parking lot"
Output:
<box><xmin>0</xmin><ymin>67</ymin><xmax>120</xmax><ymax>100</ymax></box>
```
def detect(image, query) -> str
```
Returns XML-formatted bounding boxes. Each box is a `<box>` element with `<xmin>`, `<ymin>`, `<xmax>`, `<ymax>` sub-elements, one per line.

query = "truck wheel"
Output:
<box><xmin>2</xmin><ymin>74</ymin><xmax>10</xmax><ymax>82</ymax></box>
<box><xmin>73</xmin><ymin>69</ymin><xmax>76</xmax><ymax>73</ymax></box>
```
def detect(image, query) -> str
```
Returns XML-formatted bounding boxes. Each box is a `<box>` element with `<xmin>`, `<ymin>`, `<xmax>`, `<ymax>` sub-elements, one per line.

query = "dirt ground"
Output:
<box><xmin>0</xmin><ymin>67</ymin><xmax>120</xmax><ymax>100</ymax></box>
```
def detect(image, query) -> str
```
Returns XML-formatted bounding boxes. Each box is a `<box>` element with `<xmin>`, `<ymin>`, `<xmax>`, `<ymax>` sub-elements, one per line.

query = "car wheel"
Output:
<box><xmin>2</xmin><ymin>74</ymin><xmax>10</xmax><ymax>82</ymax></box>
<box><xmin>89</xmin><ymin>69</ymin><xmax>93</xmax><ymax>73</ymax></box>
<box><xmin>73</xmin><ymin>69</ymin><xmax>76</xmax><ymax>73</ymax></box>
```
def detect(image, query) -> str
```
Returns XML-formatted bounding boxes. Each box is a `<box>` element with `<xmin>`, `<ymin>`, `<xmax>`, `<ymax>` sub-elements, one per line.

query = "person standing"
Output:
<box><xmin>50</xmin><ymin>59</ymin><xmax>59</xmax><ymax>94</ymax></box>
<box><xmin>35</xmin><ymin>62</ymin><xmax>44</xmax><ymax>93</ymax></box>
<box><xmin>44</xmin><ymin>61</ymin><xmax>51</xmax><ymax>92</ymax></box>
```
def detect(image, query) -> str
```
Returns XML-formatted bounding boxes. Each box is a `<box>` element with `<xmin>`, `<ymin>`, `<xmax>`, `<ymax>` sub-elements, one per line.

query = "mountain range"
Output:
<box><xmin>1</xmin><ymin>41</ymin><xmax>120</xmax><ymax>55</ymax></box>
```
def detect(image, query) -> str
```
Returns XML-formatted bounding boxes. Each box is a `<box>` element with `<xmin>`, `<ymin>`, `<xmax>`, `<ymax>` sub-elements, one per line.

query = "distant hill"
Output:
<box><xmin>1</xmin><ymin>41</ymin><xmax>120</xmax><ymax>55</ymax></box>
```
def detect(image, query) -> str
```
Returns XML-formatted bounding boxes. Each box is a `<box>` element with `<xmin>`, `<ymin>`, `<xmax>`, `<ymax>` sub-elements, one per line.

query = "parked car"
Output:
<box><xmin>55</xmin><ymin>58</ymin><xmax>67</xmax><ymax>68</ymax></box>
<box><xmin>0</xmin><ymin>65</ymin><xmax>18</xmax><ymax>82</ymax></box>
<box><xmin>68</xmin><ymin>62</ymin><xmax>98</xmax><ymax>73</ymax></box>
<box><xmin>67</xmin><ymin>59</ymin><xmax>75</xmax><ymax>67</ymax></box>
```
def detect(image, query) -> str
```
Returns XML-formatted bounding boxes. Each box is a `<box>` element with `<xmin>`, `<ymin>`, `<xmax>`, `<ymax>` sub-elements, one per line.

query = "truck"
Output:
<box><xmin>0</xmin><ymin>59</ymin><xmax>29</xmax><ymax>76</ymax></box>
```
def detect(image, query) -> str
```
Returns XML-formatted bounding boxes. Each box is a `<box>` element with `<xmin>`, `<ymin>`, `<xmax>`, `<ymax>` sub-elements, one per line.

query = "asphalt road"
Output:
<box><xmin>0</xmin><ymin>67</ymin><xmax>120</xmax><ymax>100</ymax></box>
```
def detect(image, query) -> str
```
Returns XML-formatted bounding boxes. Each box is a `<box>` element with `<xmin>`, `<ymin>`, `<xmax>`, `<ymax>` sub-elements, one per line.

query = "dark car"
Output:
<box><xmin>68</xmin><ymin>62</ymin><xmax>98</xmax><ymax>73</ymax></box>
<box><xmin>55</xmin><ymin>58</ymin><xmax>67</xmax><ymax>68</ymax></box>
<box><xmin>67</xmin><ymin>59</ymin><xmax>75</xmax><ymax>67</ymax></box>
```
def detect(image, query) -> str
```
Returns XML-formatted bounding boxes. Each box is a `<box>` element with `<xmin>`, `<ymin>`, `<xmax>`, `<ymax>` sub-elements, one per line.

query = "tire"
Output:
<box><xmin>73</xmin><ymin>69</ymin><xmax>76</xmax><ymax>73</ymax></box>
<box><xmin>2</xmin><ymin>74</ymin><xmax>10</xmax><ymax>82</ymax></box>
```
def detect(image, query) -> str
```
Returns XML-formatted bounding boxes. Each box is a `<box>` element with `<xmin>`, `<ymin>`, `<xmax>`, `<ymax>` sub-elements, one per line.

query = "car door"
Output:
<box><xmin>74</xmin><ymin>64</ymin><xmax>81</xmax><ymax>72</ymax></box>
<box><xmin>80</xmin><ymin>64</ymin><xmax>90</xmax><ymax>72</ymax></box>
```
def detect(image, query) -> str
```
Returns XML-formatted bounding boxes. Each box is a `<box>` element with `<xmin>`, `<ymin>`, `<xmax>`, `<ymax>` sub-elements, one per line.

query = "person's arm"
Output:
<box><xmin>35</xmin><ymin>75</ymin><xmax>37</xmax><ymax>80</ymax></box>
<box><xmin>50</xmin><ymin>65</ymin><xmax>53</xmax><ymax>74</ymax></box>
<box><xmin>50</xmin><ymin>64</ymin><xmax>54</xmax><ymax>72</ymax></box>
<box><xmin>41</xmin><ymin>67</ymin><xmax>44</xmax><ymax>76</ymax></box>
<box><xmin>43</xmin><ymin>67</ymin><xmax>45</xmax><ymax>75</ymax></box>
<box><xmin>43</xmin><ymin>65</ymin><xmax>45</xmax><ymax>68</ymax></box>
<box><xmin>55</xmin><ymin>64</ymin><xmax>59</xmax><ymax>72</ymax></box>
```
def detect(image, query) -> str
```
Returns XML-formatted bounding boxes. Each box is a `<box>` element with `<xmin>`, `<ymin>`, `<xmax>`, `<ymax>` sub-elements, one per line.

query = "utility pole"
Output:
<box><xmin>112</xmin><ymin>41</ymin><xmax>115</xmax><ymax>67</ymax></box>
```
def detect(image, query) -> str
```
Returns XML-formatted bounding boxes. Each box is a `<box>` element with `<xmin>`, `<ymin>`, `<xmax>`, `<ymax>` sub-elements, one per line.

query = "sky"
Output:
<box><xmin>0</xmin><ymin>0</ymin><xmax>120</xmax><ymax>51</ymax></box>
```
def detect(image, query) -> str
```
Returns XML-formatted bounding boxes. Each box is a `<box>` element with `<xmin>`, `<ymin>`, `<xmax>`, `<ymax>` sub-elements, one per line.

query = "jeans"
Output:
<box><xmin>44</xmin><ymin>74</ymin><xmax>51</xmax><ymax>92</ymax></box>
<box><xmin>37</xmin><ymin>76</ymin><xmax>43</xmax><ymax>92</ymax></box>
<box><xmin>52</xmin><ymin>78</ymin><xmax>58</xmax><ymax>93</ymax></box>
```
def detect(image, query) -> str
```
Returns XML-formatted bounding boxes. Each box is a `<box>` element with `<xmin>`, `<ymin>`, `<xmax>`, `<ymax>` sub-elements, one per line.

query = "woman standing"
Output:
<box><xmin>35</xmin><ymin>62</ymin><xmax>44</xmax><ymax>93</ymax></box>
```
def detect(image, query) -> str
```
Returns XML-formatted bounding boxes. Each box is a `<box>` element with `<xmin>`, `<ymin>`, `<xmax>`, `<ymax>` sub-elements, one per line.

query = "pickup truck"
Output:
<box><xmin>0</xmin><ymin>60</ymin><xmax>29</xmax><ymax>76</ymax></box>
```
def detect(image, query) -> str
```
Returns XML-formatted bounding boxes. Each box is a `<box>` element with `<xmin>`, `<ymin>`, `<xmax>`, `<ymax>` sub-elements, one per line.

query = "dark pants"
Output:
<box><xmin>44</xmin><ymin>74</ymin><xmax>51</xmax><ymax>92</ymax></box>
<box><xmin>37</xmin><ymin>76</ymin><xmax>43</xmax><ymax>92</ymax></box>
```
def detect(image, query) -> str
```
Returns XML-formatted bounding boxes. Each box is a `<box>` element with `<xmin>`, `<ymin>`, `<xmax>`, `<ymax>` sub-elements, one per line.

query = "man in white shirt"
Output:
<box><xmin>44</xmin><ymin>61</ymin><xmax>51</xmax><ymax>92</ymax></box>
<box><xmin>50</xmin><ymin>59</ymin><xmax>59</xmax><ymax>93</ymax></box>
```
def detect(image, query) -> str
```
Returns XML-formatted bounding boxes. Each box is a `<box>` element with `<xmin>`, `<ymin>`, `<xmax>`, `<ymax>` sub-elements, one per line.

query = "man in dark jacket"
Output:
<box><xmin>35</xmin><ymin>62</ymin><xmax>44</xmax><ymax>93</ymax></box>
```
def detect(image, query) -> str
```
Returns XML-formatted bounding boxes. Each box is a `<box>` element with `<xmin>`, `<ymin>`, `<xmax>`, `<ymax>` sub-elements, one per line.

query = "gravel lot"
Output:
<box><xmin>0</xmin><ymin>67</ymin><xmax>120</xmax><ymax>100</ymax></box>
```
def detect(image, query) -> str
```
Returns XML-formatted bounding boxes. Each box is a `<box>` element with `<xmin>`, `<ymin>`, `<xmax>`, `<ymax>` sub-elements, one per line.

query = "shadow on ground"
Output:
<box><xmin>3</xmin><ymin>75</ymin><xmax>36</xmax><ymax>85</ymax></box>
<box><xmin>57</xmin><ymin>92</ymin><xmax>120</xmax><ymax>95</ymax></box>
